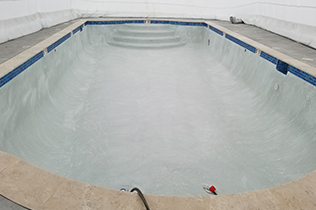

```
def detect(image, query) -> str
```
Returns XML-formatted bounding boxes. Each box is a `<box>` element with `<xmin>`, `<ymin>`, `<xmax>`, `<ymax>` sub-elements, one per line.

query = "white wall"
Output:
<box><xmin>72</xmin><ymin>0</ymin><xmax>316</xmax><ymax>26</ymax></box>
<box><xmin>1</xmin><ymin>0</ymin><xmax>316</xmax><ymax>48</ymax></box>
<box><xmin>0</xmin><ymin>0</ymin><xmax>72</xmax><ymax>20</ymax></box>
<box><xmin>0</xmin><ymin>0</ymin><xmax>77</xmax><ymax>43</ymax></box>
<box><xmin>0</xmin><ymin>0</ymin><xmax>37</xmax><ymax>20</ymax></box>
<box><xmin>239</xmin><ymin>1</ymin><xmax>316</xmax><ymax>48</ymax></box>
<box><xmin>74</xmin><ymin>0</ymin><xmax>213</xmax><ymax>18</ymax></box>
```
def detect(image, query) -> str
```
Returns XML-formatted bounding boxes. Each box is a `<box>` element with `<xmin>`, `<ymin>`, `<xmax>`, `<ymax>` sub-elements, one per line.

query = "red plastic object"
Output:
<box><xmin>209</xmin><ymin>186</ymin><xmax>216</xmax><ymax>193</ymax></box>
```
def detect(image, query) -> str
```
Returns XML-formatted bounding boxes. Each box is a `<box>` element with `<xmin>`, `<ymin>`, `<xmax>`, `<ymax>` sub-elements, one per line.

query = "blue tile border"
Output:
<box><xmin>225</xmin><ymin>34</ymin><xmax>256</xmax><ymax>53</ymax></box>
<box><xmin>259</xmin><ymin>50</ymin><xmax>316</xmax><ymax>84</ymax></box>
<box><xmin>0</xmin><ymin>51</ymin><xmax>44</xmax><ymax>88</ymax></box>
<box><xmin>288</xmin><ymin>66</ymin><xmax>316</xmax><ymax>86</ymax></box>
<box><xmin>150</xmin><ymin>20</ymin><xmax>207</xmax><ymax>27</ymax></box>
<box><xmin>209</xmin><ymin>25</ymin><xmax>224</xmax><ymax>36</ymax></box>
<box><xmin>73</xmin><ymin>25</ymin><xmax>83</xmax><ymax>35</ymax></box>
<box><xmin>47</xmin><ymin>33</ymin><xmax>71</xmax><ymax>53</ymax></box>
<box><xmin>85</xmin><ymin>20</ymin><xmax>145</xmax><ymax>25</ymax></box>
<box><xmin>201</xmin><ymin>22</ymin><xmax>208</xmax><ymax>27</ymax></box>
<box><xmin>85</xmin><ymin>20</ymin><xmax>207</xmax><ymax>27</ymax></box>
<box><xmin>260</xmin><ymin>51</ymin><xmax>278</xmax><ymax>65</ymax></box>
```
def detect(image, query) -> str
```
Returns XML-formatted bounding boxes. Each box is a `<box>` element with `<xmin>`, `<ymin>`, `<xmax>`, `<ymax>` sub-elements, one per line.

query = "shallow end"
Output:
<box><xmin>0</xmin><ymin>151</ymin><xmax>315</xmax><ymax>209</ymax></box>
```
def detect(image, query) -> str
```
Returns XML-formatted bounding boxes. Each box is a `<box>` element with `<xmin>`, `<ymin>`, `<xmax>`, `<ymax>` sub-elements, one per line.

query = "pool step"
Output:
<box><xmin>108</xmin><ymin>24</ymin><xmax>185</xmax><ymax>48</ymax></box>
<box><xmin>112</xmin><ymin>35</ymin><xmax>181</xmax><ymax>44</ymax></box>
<box><xmin>108</xmin><ymin>40</ymin><xmax>185</xmax><ymax>49</ymax></box>
<box><xmin>115</xmin><ymin>29</ymin><xmax>176</xmax><ymax>38</ymax></box>
<box><xmin>123</xmin><ymin>24</ymin><xmax>173</xmax><ymax>31</ymax></box>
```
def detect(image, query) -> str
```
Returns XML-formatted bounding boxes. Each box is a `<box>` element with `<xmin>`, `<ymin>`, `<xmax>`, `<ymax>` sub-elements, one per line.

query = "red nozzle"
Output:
<box><xmin>209</xmin><ymin>186</ymin><xmax>216</xmax><ymax>193</ymax></box>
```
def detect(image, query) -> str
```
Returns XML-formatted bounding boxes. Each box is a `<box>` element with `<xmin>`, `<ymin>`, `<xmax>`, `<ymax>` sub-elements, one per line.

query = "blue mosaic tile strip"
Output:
<box><xmin>47</xmin><ymin>33</ymin><xmax>71</xmax><ymax>53</ymax></box>
<box><xmin>202</xmin><ymin>22</ymin><xmax>208</xmax><ymax>27</ymax></box>
<box><xmin>276</xmin><ymin>60</ymin><xmax>289</xmax><ymax>75</ymax></box>
<box><xmin>150</xmin><ymin>20</ymin><xmax>207</xmax><ymax>27</ymax></box>
<box><xmin>84</xmin><ymin>20</ymin><xmax>207</xmax><ymax>27</ymax></box>
<box><xmin>260</xmin><ymin>51</ymin><xmax>278</xmax><ymax>65</ymax></box>
<box><xmin>225</xmin><ymin>34</ymin><xmax>256</xmax><ymax>53</ymax></box>
<box><xmin>209</xmin><ymin>25</ymin><xmax>224</xmax><ymax>36</ymax></box>
<box><xmin>0</xmin><ymin>51</ymin><xmax>44</xmax><ymax>89</ymax></box>
<box><xmin>73</xmin><ymin>25</ymin><xmax>83</xmax><ymax>35</ymax></box>
<box><xmin>288</xmin><ymin>66</ymin><xmax>316</xmax><ymax>86</ymax></box>
<box><xmin>85</xmin><ymin>20</ymin><xmax>145</xmax><ymax>25</ymax></box>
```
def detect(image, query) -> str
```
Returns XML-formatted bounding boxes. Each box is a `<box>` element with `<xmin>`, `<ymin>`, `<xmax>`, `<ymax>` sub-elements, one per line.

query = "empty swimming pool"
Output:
<box><xmin>1</xmin><ymin>22</ymin><xmax>316</xmax><ymax>196</ymax></box>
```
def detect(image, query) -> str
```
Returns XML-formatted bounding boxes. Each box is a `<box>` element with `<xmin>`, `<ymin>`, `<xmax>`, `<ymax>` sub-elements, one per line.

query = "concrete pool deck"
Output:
<box><xmin>212</xmin><ymin>20</ymin><xmax>316</xmax><ymax>69</ymax></box>
<box><xmin>0</xmin><ymin>18</ymin><xmax>316</xmax><ymax>209</ymax></box>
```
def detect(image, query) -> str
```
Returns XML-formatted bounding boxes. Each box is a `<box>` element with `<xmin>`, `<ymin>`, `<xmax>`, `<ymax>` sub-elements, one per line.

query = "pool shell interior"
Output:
<box><xmin>0</xmin><ymin>19</ymin><xmax>316</xmax><ymax>210</ymax></box>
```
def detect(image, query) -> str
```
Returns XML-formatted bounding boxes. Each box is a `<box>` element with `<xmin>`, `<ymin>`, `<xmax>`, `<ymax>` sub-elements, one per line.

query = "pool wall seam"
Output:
<box><xmin>1</xmin><ymin>19</ymin><xmax>316</xmax><ymax>89</ymax></box>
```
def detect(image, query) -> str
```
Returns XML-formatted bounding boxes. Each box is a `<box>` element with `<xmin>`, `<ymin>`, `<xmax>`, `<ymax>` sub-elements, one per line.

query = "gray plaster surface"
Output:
<box><xmin>212</xmin><ymin>20</ymin><xmax>316</xmax><ymax>68</ymax></box>
<box><xmin>0</xmin><ymin>195</ymin><xmax>29</xmax><ymax>210</ymax></box>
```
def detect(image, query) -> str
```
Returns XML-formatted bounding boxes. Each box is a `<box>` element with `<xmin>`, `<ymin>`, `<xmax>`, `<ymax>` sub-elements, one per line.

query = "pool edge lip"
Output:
<box><xmin>0</xmin><ymin>18</ymin><xmax>316</xmax><ymax>209</ymax></box>
<box><xmin>0</xmin><ymin>150</ymin><xmax>315</xmax><ymax>209</ymax></box>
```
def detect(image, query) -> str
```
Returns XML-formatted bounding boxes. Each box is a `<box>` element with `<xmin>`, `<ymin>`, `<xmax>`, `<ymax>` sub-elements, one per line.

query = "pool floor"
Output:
<box><xmin>2</xmin><ymin>32</ymin><xmax>316</xmax><ymax>196</ymax></box>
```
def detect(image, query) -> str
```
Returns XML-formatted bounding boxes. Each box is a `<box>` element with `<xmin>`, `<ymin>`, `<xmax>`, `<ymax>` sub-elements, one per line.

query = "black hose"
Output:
<box><xmin>130</xmin><ymin>187</ymin><xmax>150</xmax><ymax>210</ymax></box>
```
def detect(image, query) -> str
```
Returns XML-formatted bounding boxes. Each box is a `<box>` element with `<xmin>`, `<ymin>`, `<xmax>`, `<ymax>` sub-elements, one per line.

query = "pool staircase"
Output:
<box><xmin>108</xmin><ymin>24</ymin><xmax>185</xmax><ymax>48</ymax></box>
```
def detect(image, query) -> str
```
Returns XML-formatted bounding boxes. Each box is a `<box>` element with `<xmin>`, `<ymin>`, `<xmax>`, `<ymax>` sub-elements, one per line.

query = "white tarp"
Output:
<box><xmin>0</xmin><ymin>0</ymin><xmax>76</xmax><ymax>43</ymax></box>
<box><xmin>1</xmin><ymin>0</ymin><xmax>316</xmax><ymax>48</ymax></box>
